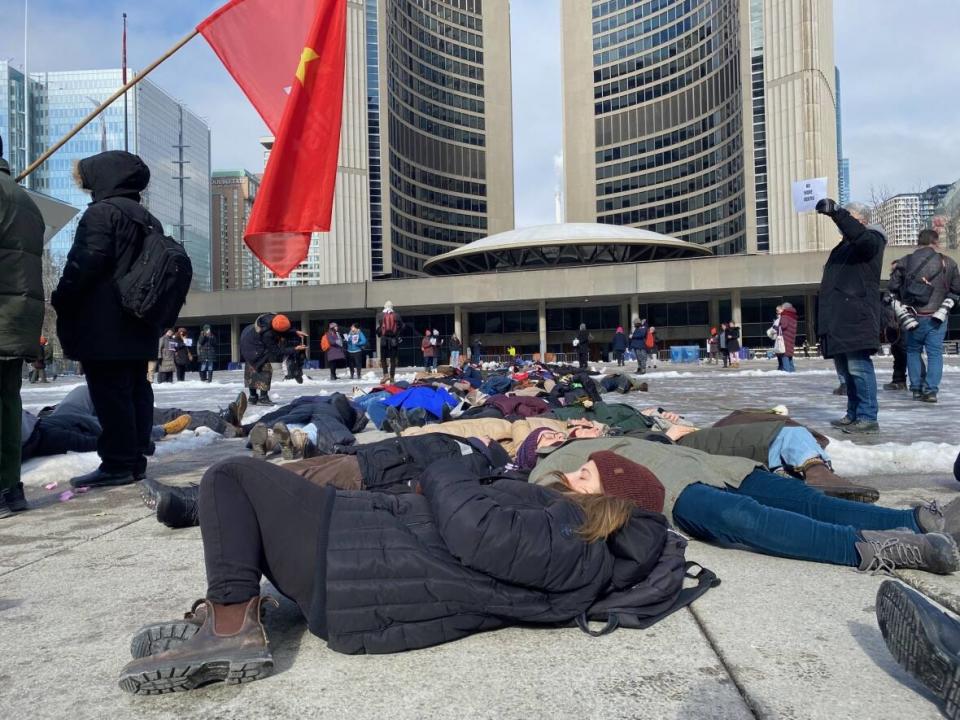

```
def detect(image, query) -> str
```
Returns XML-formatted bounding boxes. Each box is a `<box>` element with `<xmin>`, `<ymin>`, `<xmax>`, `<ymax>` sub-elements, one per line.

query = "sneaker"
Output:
<box><xmin>119</xmin><ymin>596</ymin><xmax>277</xmax><ymax>694</ymax></box>
<box><xmin>857</xmin><ymin>530</ymin><xmax>959</xmax><ymax>575</ymax></box>
<box><xmin>876</xmin><ymin>580</ymin><xmax>960</xmax><ymax>720</ymax></box>
<box><xmin>161</xmin><ymin>414</ymin><xmax>192</xmax><ymax>436</ymax></box>
<box><xmin>842</xmin><ymin>420</ymin><xmax>880</xmax><ymax>435</ymax></box>
<box><xmin>829</xmin><ymin>416</ymin><xmax>854</xmax><ymax>428</ymax></box>
<box><xmin>256</xmin><ymin>396</ymin><xmax>276</xmax><ymax>407</ymax></box>
<box><xmin>883</xmin><ymin>381</ymin><xmax>907</xmax><ymax>391</ymax></box>
<box><xmin>5</xmin><ymin>482</ymin><xmax>28</xmax><ymax>512</ymax></box>
<box><xmin>913</xmin><ymin>390</ymin><xmax>925</xmax><ymax>401</ymax></box>
<box><xmin>249</xmin><ymin>423</ymin><xmax>270</xmax><ymax>457</ymax></box>
<box><xmin>922</xmin><ymin>393</ymin><xmax>939</xmax><ymax>404</ymax></box>
<box><xmin>69</xmin><ymin>468</ymin><xmax>136</xmax><ymax>489</ymax></box>
<box><xmin>917</xmin><ymin>498</ymin><xmax>960</xmax><ymax>546</ymax></box>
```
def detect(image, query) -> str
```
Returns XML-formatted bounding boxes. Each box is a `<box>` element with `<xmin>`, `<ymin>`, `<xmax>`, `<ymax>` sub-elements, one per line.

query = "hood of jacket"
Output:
<box><xmin>0</xmin><ymin>158</ymin><xmax>10</xmax><ymax>176</ymax></box>
<box><xmin>78</xmin><ymin>150</ymin><xmax>150</xmax><ymax>202</ymax></box>
<box><xmin>606</xmin><ymin>509</ymin><xmax>668</xmax><ymax>589</ymax></box>
<box><xmin>865</xmin><ymin>223</ymin><xmax>888</xmax><ymax>244</ymax></box>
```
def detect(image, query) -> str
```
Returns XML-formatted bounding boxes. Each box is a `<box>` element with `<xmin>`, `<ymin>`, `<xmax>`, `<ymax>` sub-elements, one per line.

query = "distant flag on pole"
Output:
<box><xmin>198</xmin><ymin>0</ymin><xmax>346</xmax><ymax>277</ymax></box>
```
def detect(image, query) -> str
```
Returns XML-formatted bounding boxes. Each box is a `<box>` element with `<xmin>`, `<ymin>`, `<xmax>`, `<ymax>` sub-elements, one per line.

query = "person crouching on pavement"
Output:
<box><xmin>118</xmin><ymin>453</ymin><xmax>670</xmax><ymax>693</ymax></box>
<box><xmin>815</xmin><ymin>199</ymin><xmax>886</xmax><ymax>435</ymax></box>
<box><xmin>239</xmin><ymin>313</ymin><xmax>307</xmax><ymax>406</ymax></box>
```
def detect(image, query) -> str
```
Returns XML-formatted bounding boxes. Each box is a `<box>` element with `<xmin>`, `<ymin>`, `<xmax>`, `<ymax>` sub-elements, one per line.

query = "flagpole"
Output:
<box><xmin>16</xmin><ymin>27</ymin><xmax>199</xmax><ymax>183</ymax></box>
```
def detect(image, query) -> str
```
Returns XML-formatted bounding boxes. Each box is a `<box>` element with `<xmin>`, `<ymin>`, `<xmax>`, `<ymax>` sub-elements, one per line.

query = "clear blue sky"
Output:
<box><xmin>2</xmin><ymin>0</ymin><xmax>957</xmax><ymax>226</ymax></box>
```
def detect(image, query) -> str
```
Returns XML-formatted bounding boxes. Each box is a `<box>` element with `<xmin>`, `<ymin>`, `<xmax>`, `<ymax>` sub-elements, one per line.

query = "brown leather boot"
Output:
<box><xmin>119</xmin><ymin>595</ymin><xmax>277</xmax><ymax>694</ymax></box>
<box><xmin>128</xmin><ymin>599</ymin><xmax>207</xmax><ymax>659</ymax></box>
<box><xmin>801</xmin><ymin>460</ymin><xmax>880</xmax><ymax>504</ymax></box>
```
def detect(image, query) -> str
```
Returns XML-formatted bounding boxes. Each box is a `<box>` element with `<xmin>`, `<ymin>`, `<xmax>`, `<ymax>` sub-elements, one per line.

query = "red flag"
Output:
<box><xmin>198</xmin><ymin>0</ymin><xmax>322</xmax><ymax>134</ymax></box>
<box><xmin>199</xmin><ymin>0</ymin><xmax>346</xmax><ymax>277</ymax></box>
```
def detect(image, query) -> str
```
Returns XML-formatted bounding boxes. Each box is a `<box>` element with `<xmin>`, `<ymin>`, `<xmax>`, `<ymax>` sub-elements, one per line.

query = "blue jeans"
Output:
<box><xmin>200</xmin><ymin>361</ymin><xmax>213</xmax><ymax>374</ymax></box>
<box><xmin>673</xmin><ymin>470</ymin><xmax>921</xmax><ymax>566</ymax></box>
<box><xmin>450</xmin><ymin>350</ymin><xmax>460</xmax><ymax>367</ymax></box>
<box><xmin>907</xmin><ymin>316</ymin><xmax>947</xmax><ymax>395</ymax></box>
<box><xmin>781</xmin><ymin>355</ymin><xmax>795</xmax><ymax>372</ymax></box>
<box><xmin>353</xmin><ymin>392</ymin><xmax>390</xmax><ymax>430</ymax></box>
<box><xmin>833</xmin><ymin>351</ymin><xmax>878</xmax><ymax>421</ymax></box>
<box><xmin>767</xmin><ymin>426</ymin><xmax>830</xmax><ymax>471</ymax></box>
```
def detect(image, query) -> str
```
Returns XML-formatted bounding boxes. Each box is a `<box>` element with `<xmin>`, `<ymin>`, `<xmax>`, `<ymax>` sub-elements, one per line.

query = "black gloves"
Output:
<box><xmin>815</xmin><ymin>198</ymin><xmax>839</xmax><ymax>216</ymax></box>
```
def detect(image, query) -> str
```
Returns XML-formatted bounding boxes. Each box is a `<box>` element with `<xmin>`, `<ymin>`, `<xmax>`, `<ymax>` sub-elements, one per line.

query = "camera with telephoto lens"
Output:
<box><xmin>932</xmin><ymin>297</ymin><xmax>956</xmax><ymax>324</ymax></box>
<box><xmin>883</xmin><ymin>293</ymin><xmax>919</xmax><ymax>332</ymax></box>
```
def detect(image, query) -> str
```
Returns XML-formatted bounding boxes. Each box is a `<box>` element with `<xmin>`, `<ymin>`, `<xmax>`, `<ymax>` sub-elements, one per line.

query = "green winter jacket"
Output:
<box><xmin>676</xmin><ymin>421</ymin><xmax>787</xmax><ymax>465</ymax></box>
<box><xmin>0</xmin><ymin>159</ymin><xmax>45</xmax><ymax>360</ymax></box>
<box><xmin>546</xmin><ymin>402</ymin><xmax>653</xmax><ymax>432</ymax></box>
<box><xmin>529</xmin><ymin>437</ymin><xmax>760</xmax><ymax>521</ymax></box>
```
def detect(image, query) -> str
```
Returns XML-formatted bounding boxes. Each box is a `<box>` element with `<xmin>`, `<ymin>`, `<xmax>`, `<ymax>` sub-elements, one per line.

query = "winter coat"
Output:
<box><xmin>546</xmin><ymin>402</ymin><xmax>653</xmax><ymax>433</ymax></box>
<box><xmin>471</xmin><ymin>340</ymin><xmax>482</xmax><ymax>359</ymax></box>
<box><xmin>486</xmin><ymin>394</ymin><xmax>551</xmax><ymax>419</ymax></box>
<box><xmin>239</xmin><ymin>314</ymin><xmax>297</xmax><ymax>370</ymax></box>
<box><xmin>530</xmin><ymin>437</ymin><xmax>760</xmax><ymax>521</ymax></box>
<box><xmin>382</xmin><ymin>386</ymin><xmax>458</xmax><ymax>420</ymax></box>
<box><xmin>0</xmin><ymin>158</ymin><xmax>45</xmax><ymax>360</ymax></box>
<box><xmin>450</xmin><ymin>336</ymin><xmax>463</xmax><ymax>352</ymax></box>
<box><xmin>296</xmin><ymin>434</ymin><xmax>506</xmax><ymax>493</ymax></box>
<box><xmin>325</xmin><ymin>330</ymin><xmax>346</xmax><ymax>362</ymax></box>
<box><xmin>888</xmin><ymin>246</ymin><xmax>960</xmax><ymax>315</ymax></box>
<box><xmin>404</xmin><ymin>416</ymin><xmax>575</xmax><ymax>458</ymax></box>
<box><xmin>629</xmin><ymin>325</ymin><xmax>647</xmax><ymax>351</ymax></box>
<box><xmin>321</xmin><ymin>458</ymin><xmax>668</xmax><ymax>654</ymax></box>
<box><xmin>724</xmin><ymin>327</ymin><xmax>740</xmax><ymax>354</ymax></box>
<box><xmin>157</xmin><ymin>335</ymin><xmax>177</xmax><ymax>372</ymax></box>
<box><xmin>779</xmin><ymin>308</ymin><xmax>798</xmax><ymax>356</ymax></box>
<box><xmin>421</xmin><ymin>336</ymin><xmax>436</xmax><ymax>358</ymax></box>
<box><xmin>174</xmin><ymin>336</ymin><xmax>192</xmax><ymax>366</ymax></box>
<box><xmin>51</xmin><ymin>152</ymin><xmax>162</xmax><ymax>362</ymax></box>
<box><xmin>344</xmin><ymin>330</ymin><xmax>367</xmax><ymax>354</ymax></box>
<box><xmin>197</xmin><ymin>333</ymin><xmax>218</xmax><ymax>363</ymax></box>
<box><xmin>375</xmin><ymin>310</ymin><xmax>404</xmax><ymax>350</ymax></box>
<box><xmin>611</xmin><ymin>331</ymin><xmax>627</xmax><ymax>353</ymax></box>
<box><xmin>711</xmin><ymin>410</ymin><xmax>830</xmax><ymax>449</ymax></box>
<box><xmin>816</xmin><ymin>209</ymin><xmax>887</xmax><ymax>358</ymax></box>
<box><xmin>575</xmin><ymin>330</ymin><xmax>592</xmax><ymax>354</ymax></box>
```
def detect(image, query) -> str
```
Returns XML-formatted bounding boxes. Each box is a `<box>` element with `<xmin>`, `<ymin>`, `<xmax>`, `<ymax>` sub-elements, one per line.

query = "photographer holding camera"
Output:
<box><xmin>815</xmin><ymin>199</ymin><xmax>886</xmax><ymax>435</ymax></box>
<box><xmin>888</xmin><ymin>228</ymin><xmax>960</xmax><ymax>403</ymax></box>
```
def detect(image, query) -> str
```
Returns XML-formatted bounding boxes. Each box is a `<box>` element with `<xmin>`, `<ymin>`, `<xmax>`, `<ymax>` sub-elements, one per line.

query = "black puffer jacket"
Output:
<box><xmin>322</xmin><ymin>459</ymin><xmax>668</xmax><ymax>654</ymax></box>
<box><xmin>51</xmin><ymin>151</ymin><xmax>161</xmax><ymax>361</ymax></box>
<box><xmin>816</xmin><ymin>209</ymin><xmax>887</xmax><ymax>358</ymax></box>
<box><xmin>197</xmin><ymin>333</ymin><xmax>217</xmax><ymax>362</ymax></box>
<box><xmin>0</xmin><ymin>158</ymin><xmax>45</xmax><ymax>360</ymax></box>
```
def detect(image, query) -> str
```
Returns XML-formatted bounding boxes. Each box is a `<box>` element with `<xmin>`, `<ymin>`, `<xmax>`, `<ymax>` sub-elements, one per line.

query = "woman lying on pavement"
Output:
<box><xmin>530</xmin><ymin>437</ymin><xmax>960</xmax><ymax>575</ymax></box>
<box><xmin>119</xmin><ymin>452</ymin><xmax>671</xmax><ymax>694</ymax></box>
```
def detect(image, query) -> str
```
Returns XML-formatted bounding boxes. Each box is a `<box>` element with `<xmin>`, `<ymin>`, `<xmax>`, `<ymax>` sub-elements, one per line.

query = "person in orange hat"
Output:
<box><xmin>29</xmin><ymin>337</ymin><xmax>53</xmax><ymax>384</ymax></box>
<box><xmin>239</xmin><ymin>313</ymin><xmax>307</xmax><ymax>406</ymax></box>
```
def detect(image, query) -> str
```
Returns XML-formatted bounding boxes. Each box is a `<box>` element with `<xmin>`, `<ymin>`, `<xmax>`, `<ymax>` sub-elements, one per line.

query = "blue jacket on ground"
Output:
<box><xmin>382</xmin><ymin>386</ymin><xmax>459</xmax><ymax>420</ymax></box>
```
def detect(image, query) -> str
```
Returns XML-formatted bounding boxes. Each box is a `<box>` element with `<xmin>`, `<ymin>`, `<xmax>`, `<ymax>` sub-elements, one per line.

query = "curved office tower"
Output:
<box><xmin>563</xmin><ymin>0</ymin><xmax>838</xmax><ymax>255</ymax></box>
<box><xmin>380</xmin><ymin>0</ymin><xmax>514</xmax><ymax>277</ymax></box>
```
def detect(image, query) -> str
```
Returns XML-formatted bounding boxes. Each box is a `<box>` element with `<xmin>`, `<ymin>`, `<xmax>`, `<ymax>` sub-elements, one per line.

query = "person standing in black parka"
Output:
<box><xmin>52</xmin><ymin>151</ymin><xmax>163</xmax><ymax>489</ymax></box>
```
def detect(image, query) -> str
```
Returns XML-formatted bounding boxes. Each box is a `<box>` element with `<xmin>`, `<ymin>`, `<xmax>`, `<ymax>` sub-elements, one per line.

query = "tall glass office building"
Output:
<box><xmin>0</xmin><ymin>65</ymin><xmax>212</xmax><ymax>290</ymax></box>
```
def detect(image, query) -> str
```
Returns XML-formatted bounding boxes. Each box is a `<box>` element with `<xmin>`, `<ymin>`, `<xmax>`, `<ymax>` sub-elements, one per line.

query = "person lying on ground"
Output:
<box><xmin>140</xmin><ymin>431</ymin><xmax>515</xmax><ymax>529</ymax></box>
<box><xmin>530</xmin><ymin>437</ymin><xmax>959</xmax><ymax>575</ymax></box>
<box><xmin>241</xmin><ymin>393</ymin><xmax>366</xmax><ymax>457</ymax></box>
<box><xmin>119</xmin><ymin>453</ymin><xmax>670</xmax><ymax>693</ymax></box>
<box><xmin>638</xmin><ymin>407</ymin><xmax>878</xmax><ymax>503</ymax></box>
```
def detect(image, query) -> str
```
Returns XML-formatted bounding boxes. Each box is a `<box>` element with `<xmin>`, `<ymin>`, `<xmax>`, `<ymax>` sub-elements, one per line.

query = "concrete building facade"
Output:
<box><xmin>562</xmin><ymin>0</ymin><xmax>838</xmax><ymax>256</ymax></box>
<box><xmin>210</xmin><ymin>170</ymin><xmax>263</xmax><ymax>291</ymax></box>
<box><xmin>379</xmin><ymin>0</ymin><xmax>515</xmax><ymax>277</ymax></box>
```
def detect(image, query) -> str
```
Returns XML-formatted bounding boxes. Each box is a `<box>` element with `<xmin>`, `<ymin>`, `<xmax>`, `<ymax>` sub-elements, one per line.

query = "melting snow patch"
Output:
<box><xmin>827</xmin><ymin>437</ymin><xmax>960</xmax><ymax>477</ymax></box>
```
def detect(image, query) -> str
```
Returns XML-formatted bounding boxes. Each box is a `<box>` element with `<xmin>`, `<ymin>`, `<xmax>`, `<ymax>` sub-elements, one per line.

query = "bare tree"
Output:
<box><xmin>40</xmin><ymin>249</ymin><xmax>63</xmax><ymax>359</ymax></box>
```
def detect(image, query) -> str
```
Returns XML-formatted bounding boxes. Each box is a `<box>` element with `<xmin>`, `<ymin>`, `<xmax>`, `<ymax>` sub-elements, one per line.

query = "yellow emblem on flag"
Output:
<box><xmin>296</xmin><ymin>47</ymin><xmax>320</xmax><ymax>85</ymax></box>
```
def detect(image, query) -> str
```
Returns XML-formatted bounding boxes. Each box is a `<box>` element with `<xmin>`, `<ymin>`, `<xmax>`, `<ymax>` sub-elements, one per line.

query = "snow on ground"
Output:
<box><xmin>19</xmin><ymin>356</ymin><xmax>960</xmax><ymax>490</ymax></box>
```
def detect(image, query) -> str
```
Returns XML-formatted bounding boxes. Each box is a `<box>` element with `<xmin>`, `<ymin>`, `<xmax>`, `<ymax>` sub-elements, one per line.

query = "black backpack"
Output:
<box><xmin>107</xmin><ymin>199</ymin><xmax>193</xmax><ymax>328</ymax></box>
<box><xmin>575</xmin><ymin>530</ymin><xmax>719</xmax><ymax>636</ymax></box>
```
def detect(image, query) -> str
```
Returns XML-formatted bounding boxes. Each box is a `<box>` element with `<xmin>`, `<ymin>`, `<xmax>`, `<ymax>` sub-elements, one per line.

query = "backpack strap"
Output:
<box><xmin>575</xmin><ymin>561</ymin><xmax>721</xmax><ymax>637</ymax></box>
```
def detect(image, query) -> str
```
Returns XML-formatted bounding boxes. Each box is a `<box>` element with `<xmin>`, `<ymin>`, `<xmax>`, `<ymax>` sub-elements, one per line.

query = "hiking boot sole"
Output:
<box><xmin>876</xmin><ymin>581</ymin><xmax>960</xmax><ymax>720</ymax></box>
<box><xmin>118</xmin><ymin>653</ymin><xmax>273</xmax><ymax>694</ymax></box>
<box><xmin>129</xmin><ymin>621</ymin><xmax>202</xmax><ymax>659</ymax></box>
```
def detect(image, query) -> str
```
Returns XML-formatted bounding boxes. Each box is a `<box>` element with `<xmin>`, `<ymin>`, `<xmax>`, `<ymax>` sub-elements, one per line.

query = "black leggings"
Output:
<box><xmin>200</xmin><ymin>458</ymin><xmax>331</xmax><ymax>618</ymax></box>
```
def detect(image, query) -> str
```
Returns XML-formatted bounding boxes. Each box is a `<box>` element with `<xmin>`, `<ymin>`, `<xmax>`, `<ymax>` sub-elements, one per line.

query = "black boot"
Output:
<box><xmin>70</xmin><ymin>468</ymin><xmax>136</xmax><ymax>489</ymax></box>
<box><xmin>876</xmin><ymin>580</ymin><xmax>960</xmax><ymax>720</ymax></box>
<box><xmin>4</xmin><ymin>482</ymin><xmax>28</xmax><ymax>512</ymax></box>
<box><xmin>248</xmin><ymin>389</ymin><xmax>258</xmax><ymax>405</ymax></box>
<box><xmin>139</xmin><ymin>478</ymin><xmax>200</xmax><ymax>529</ymax></box>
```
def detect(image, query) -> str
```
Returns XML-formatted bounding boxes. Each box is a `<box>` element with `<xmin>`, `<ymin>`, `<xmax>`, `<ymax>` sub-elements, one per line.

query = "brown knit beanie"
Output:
<box><xmin>588</xmin><ymin>451</ymin><xmax>665</xmax><ymax>513</ymax></box>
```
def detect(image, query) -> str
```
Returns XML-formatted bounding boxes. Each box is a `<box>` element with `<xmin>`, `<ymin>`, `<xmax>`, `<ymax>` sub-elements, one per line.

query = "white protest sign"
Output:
<box><xmin>791</xmin><ymin>177</ymin><xmax>828</xmax><ymax>213</ymax></box>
